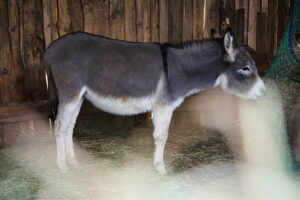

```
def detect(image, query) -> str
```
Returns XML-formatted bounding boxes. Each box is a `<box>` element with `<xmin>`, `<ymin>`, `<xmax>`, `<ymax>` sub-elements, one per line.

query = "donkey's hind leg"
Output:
<box><xmin>152</xmin><ymin>106</ymin><xmax>173</xmax><ymax>174</ymax></box>
<box><xmin>54</xmin><ymin>97</ymin><xmax>83</xmax><ymax>173</ymax></box>
<box><xmin>65</xmin><ymin>98</ymin><xmax>83</xmax><ymax>168</ymax></box>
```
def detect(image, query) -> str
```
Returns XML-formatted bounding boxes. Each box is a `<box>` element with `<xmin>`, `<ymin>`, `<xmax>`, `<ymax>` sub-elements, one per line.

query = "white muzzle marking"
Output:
<box><xmin>214</xmin><ymin>74</ymin><xmax>266</xmax><ymax>100</ymax></box>
<box><xmin>244</xmin><ymin>78</ymin><xmax>266</xmax><ymax>99</ymax></box>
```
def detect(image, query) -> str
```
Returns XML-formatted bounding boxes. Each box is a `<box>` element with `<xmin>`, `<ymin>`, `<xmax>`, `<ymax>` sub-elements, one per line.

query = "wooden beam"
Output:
<box><xmin>3</xmin><ymin>123</ymin><xmax>20</xmax><ymax>145</ymax></box>
<box><xmin>0</xmin><ymin>101</ymin><xmax>49</xmax><ymax>124</ymax></box>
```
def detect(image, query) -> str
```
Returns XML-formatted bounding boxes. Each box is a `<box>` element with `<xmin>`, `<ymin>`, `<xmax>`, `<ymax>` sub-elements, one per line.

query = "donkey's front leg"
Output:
<box><xmin>152</xmin><ymin>107</ymin><xmax>173</xmax><ymax>174</ymax></box>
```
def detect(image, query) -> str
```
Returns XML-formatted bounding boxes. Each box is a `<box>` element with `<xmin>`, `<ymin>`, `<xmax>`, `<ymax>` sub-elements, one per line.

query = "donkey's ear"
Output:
<box><xmin>224</xmin><ymin>31</ymin><xmax>234</xmax><ymax>56</ymax></box>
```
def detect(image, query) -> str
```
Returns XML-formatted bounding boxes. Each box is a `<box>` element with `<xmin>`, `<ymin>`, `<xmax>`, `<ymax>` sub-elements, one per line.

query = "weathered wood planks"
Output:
<box><xmin>0</xmin><ymin>0</ymin><xmax>292</xmax><ymax>146</ymax></box>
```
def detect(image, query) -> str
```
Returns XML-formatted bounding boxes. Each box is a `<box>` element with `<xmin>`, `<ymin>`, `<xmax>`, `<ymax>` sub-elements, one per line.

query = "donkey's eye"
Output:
<box><xmin>242</xmin><ymin>66</ymin><xmax>250</xmax><ymax>71</ymax></box>
<box><xmin>237</xmin><ymin>66</ymin><xmax>251</xmax><ymax>75</ymax></box>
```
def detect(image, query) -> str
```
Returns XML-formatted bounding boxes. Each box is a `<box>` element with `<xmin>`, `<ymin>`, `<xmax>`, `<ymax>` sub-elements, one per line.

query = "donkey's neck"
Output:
<box><xmin>165</xmin><ymin>40</ymin><xmax>224</xmax><ymax>101</ymax></box>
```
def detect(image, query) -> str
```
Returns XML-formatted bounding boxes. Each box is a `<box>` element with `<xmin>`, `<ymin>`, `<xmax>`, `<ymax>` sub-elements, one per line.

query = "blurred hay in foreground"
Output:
<box><xmin>0</xmin><ymin>118</ymin><xmax>235</xmax><ymax>200</ymax></box>
<box><xmin>0</xmin><ymin>79</ymin><xmax>299</xmax><ymax>200</ymax></box>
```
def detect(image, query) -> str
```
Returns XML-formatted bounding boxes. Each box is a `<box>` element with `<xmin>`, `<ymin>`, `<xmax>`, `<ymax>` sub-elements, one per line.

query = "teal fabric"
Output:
<box><xmin>267</xmin><ymin>0</ymin><xmax>300</xmax><ymax>117</ymax></box>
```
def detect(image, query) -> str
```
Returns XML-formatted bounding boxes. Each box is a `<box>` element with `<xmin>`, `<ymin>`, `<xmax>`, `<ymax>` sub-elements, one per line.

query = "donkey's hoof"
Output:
<box><xmin>155</xmin><ymin>163</ymin><xmax>167</xmax><ymax>175</ymax></box>
<box><xmin>59</xmin><ymin>165</ymin><xmax>68</xmax><ymax>174</ymax></box>
<box><xmin>69</xmin><ymin>159</ymin><xmax>79</xmax><ymax>169</ymax></box>
<box><xmin>58</xmin><ymin>161</ymin><xmax>68</xmax><ymax>174</ymax></box>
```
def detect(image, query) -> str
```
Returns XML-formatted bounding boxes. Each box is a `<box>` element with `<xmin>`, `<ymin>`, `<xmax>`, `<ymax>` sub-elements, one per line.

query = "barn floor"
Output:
<box><xmin>0</xmin><ymin>110</ymin><xmax>299</xmax><ymax>200</ymax></box>
<box><xmin>0</xmin><ymin>113</ymin><xmax>237</xmax><ymax>200</ymax></box>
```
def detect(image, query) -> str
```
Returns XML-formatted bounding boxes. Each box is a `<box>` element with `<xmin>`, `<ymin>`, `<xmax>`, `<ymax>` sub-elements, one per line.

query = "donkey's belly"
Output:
<box><xmin>85</xmin><ymin>88</ymin><xmax>154</xmax><ymax>115</ymax></box>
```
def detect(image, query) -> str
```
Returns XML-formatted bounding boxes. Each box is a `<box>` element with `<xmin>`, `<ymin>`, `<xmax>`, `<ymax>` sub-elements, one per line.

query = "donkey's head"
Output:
<box><xmin>215</xmin><ymin>31</ymin><xmax>266</xmax><ymax>99</ymax></box>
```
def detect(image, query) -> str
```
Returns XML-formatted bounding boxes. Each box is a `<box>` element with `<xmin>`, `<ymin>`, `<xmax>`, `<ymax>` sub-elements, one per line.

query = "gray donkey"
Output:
<box><xmin>44</xmin><ymin>31</ymin><xmax>265</xmax><ymax>174</ymax></box>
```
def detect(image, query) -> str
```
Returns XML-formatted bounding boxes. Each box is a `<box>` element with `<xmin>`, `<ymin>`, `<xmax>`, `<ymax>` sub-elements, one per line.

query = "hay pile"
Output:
<box><xmin>0</xmin><ymin>117</ymin><xmax>235</xmax><ymax>200</ymax></box>
<box><xmin>0</xmin><ymin>80</ymin><xmax>299</xmax><ymax>200</ymax></box>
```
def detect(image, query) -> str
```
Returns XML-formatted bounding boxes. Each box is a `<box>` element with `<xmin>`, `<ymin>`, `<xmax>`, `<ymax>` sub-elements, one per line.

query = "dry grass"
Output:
<box><xmin>1</xmin><ymin>80</ymin><xmax>299</xmax><ymax>199</ymax></box>
<box><xmin>0</xmin><ymin>114</ymin><xmax>235</xmax><ymax>200</ymax></box>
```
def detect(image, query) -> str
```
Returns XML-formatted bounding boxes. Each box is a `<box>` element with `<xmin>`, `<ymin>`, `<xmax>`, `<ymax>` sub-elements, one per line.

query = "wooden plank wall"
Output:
<box><xmin>0</xmin><ymin>0</ymin><xmax>291</xmax><ymax>105</ymax></box>
<box><xmin>1</xmin><ymin>0</ymin><xmax>218</xmax><ymax>107</ymax></box>
<box><xmin>230</xmin><ymin>0</ymin><xmax>290</xmax><ymax>74</ymax></box>
<box><xmin>233</xmin><ymin>0</ymin><xmax>290</xmax><ymax>53</ymax></box>
<box><xmin>0</xmin><ymin>0</ymin><xmax>292</xmax><ymax>145</ymax></box>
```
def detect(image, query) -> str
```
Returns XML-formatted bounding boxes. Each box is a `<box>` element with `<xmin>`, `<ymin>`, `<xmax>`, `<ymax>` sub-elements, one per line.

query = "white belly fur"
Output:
<box><xmin>85</xmin><ymin>87</ymin><xmax>155</xmax><ymax>115</ymax></box>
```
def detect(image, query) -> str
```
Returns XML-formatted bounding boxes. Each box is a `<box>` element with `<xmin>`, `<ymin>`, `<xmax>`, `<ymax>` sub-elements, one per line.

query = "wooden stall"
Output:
<box><xmin>0</xmin><ymin>0</ymin><xmax>291</xmax><ymax>146</ymax></box>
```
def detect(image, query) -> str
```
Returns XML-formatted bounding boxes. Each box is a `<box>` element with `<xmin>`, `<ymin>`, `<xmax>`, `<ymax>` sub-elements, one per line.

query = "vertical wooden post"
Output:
<box><xmin>277</xmin><ymin>0</ymin><xmax>290</xmax><ymax>46</ymax></box>
<box><xmin>0</xmin><ymin>0</ymin><xmax>19</xmax><ymax>104</ymax></box>
<box><xmin>267</xmin><ymin>0</ymin><xmax>278</xmax><ymax>55</ymax></box>
<box><xmin>159</xmin><ymin>0</ymin><xmax>168</xmax><ymax>43</ymax></box>
<box><xmin>109</xmin><ymin>0</ymin><xmax>125</xmax><ymax>40</ymax></box>
<box><xmin>68</xmin><ymin>0</ymin><xmax>84</xmax><ymax>32</ymax></box>
<box><xmin>57</xmin><ymin>0</ymin><xmax>72</xmax><ymax>36</ymax></box>
<box><xmin>248</xmin><ymin>0</ymin><xmax>260</xmax><ymax>49</ymax></box>
<box><xmin>151</xmin><ymin>0</ymin><xmax>159</xmax><ymax>42</ymax></box>
<box><xmin>82</xmin><ymin>0</ymin><xmax>110</xmax><ymax>36</ymax></box>
<box><xmin>136</xmin><ymin>0</ymin><xmax>151</xmax><ymax>42</ymax></box>
<box><xmin>183</xmin><ymin>0</ymin><xmax>193</xmax><ymax>41</ymax></box>
<box><xmin>168</xmin><ymin>0</ymin><xmax>183</xmax><ymax>42</ymax></box>
<box><xmin>42</xmin><ymin>0</ymin><xmax>59</xmax><ymax>48</ymax></box>
<box><xmin>235</xmin><ymin>9</ymin><xmax>245</xmax><ymax>44</ymax></box>
<box><xmin>256</xmin><ymin>12</ymin><xmax>267</xmax><ymax>52</ymax></box>
<box><xmin>136</xmin><ymin>0</ymin><xmax>144</xmax><ymax>42</ymax></box>
<box><xmin>94</xmin><ymin>0</ymin><xmax>110</xmax><ymax>36</ymax></box>
<box><xmin>261</xmin><ymin>0</ymin><xmax>268</xmax><ymax>13</ymax></box>
<box><xmin>125</xmin><ymin>0</ymin><xmax>137</xmax><ymax>41</ymax></box>
<box><xmin>204</xmin><ymin>0</ymin><xmax>220</xmax><ymax>39</ymax></box>
<box><xmin>8</xmin><ymin>0</ymin><xmax>26</xmax><ymax>103</ymax></box>
<box><xmin>142</xmin><ymin>0</ymin><xmax>151</xmax><ymax>42</ymax></box>
<box><xmin>242</xmin><ymin>0</ymin><xmax>249</xmax><ymax>44</ymax></box>
<box><xmin>82</xmin><ymin>0</ymin><xmax>95</xmax><ymax>33</ymax></box>
<box><xmin>20</xmin><ymin>0</ymin><xmax>47</xmax><ymax>101</ymax></box>
<box><xmin>193</xmin><ymin>0</ymin><xmax>205</xmax><ymax>40</ymax></box>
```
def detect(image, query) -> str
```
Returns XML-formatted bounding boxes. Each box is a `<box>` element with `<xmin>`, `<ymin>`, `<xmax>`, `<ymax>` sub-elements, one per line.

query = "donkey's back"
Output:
<box><xmin>44</xmin><ymin>32</ymin><xmax>164</xmax><ymax>100</ymax></box>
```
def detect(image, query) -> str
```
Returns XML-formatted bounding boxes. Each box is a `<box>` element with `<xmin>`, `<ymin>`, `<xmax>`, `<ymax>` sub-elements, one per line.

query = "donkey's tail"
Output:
<box><xmin>43</xmin><ymin>62</ymin><xmax>58</xmax><ymax>121</ymax></box>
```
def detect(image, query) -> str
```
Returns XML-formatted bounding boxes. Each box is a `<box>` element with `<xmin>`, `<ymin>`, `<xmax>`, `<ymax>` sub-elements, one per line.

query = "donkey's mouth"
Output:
<box><xmin>236</xmin><ymin>78</ymin><xmax>266</xmax><ymax>100</ymax></box>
